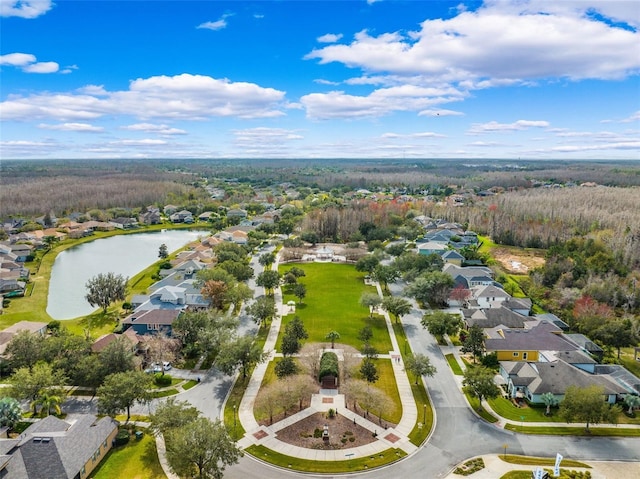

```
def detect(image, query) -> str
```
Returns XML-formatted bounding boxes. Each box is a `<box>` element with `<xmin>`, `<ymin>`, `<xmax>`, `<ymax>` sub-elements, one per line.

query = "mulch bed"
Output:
<box><xmin>275</xmin><ymin>412</ymin><xmax>379</xmax><ymax>450</ymax></box>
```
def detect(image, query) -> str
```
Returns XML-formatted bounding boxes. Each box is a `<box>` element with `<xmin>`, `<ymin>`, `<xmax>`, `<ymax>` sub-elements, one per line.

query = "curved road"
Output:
<box><xmin>63</xmin><ymin>253</ymin><xmax>640</xmax><ymax>477</ymax></box>
<box><xmin>223</xmin><ymin>279</ymin><xmax>640</xmax><ymax>478</ymax></box>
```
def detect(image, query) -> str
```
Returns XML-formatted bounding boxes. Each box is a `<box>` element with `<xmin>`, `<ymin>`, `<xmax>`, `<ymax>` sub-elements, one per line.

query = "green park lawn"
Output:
<box><xmin>277</xmin><ymin>263</ymin><xmax>392</xmax><ymax>353</ymax></box>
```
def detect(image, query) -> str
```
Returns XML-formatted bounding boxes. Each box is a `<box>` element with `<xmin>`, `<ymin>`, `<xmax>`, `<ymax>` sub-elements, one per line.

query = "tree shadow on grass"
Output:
<box><xmin>142</xmin><ymin>437</ymin><xmax>166</xmax><ymax>477</ymax></box>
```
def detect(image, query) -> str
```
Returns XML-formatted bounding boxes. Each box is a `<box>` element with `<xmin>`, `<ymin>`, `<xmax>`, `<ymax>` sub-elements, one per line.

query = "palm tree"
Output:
<box><xmin>624</xmin><ymin>394</ymin><xmax>640</xmax><ymax>415</ymax></box>
<box><xmin>325</xmin><ymin>331</ymin><xmax>340</xmax><ymax>349</ymax></box>
<box><xmin>31</xmin><ymin>390</ymin><xmax>64</xmax><ymax>417</ymax></box>
<box><xmin>540</xmin><ymin>392</ymin><xmax>559</xmax><ymax>416</ymax></box>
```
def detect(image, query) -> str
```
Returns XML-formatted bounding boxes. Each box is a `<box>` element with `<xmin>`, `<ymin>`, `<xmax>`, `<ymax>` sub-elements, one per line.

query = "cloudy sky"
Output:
<box><xmin>1</xmin><ymin>0</ymin><xmax>639</xmax><ymax>160</ymax></box>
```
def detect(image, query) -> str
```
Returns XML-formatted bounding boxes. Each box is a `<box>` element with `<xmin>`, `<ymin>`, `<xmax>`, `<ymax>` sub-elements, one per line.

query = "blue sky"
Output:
<box><xmin>1</xmin><ymin>0</ymin><xmax>639</xmax><ymax>160</ymax></box>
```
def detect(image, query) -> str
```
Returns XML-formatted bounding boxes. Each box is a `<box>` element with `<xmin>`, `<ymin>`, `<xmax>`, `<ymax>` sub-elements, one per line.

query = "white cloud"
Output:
<box><xmin>381</xmin><ymin>131</ymin><xmax>446</xmax><ymax>139</ymax></box>
<box><xmin>23</xmin><ymin>61</ymin><xmax>59</xmax><ymax>73</ymax></box>
<box><xmin>0</xmin><ymin>0</ymin><xmax>53</xmax><ymax>18</ymax></box>
<box><xmin>313</xmin><ymin>79</ymin><xmax>340</xmax><ymax>86</ymax></box>
<box><xmin>254</xmin><ymin>14</ymin><xmax>264</xmax><ymax>19</ymax></box>
<box><xmin>468</xmin><ymin>120</ymin><xmax>550</xmax><ymax>134</ymax></box>
<box><xmin>0</xmin><ymin>73</ymin><xmax>286</xmax><ymax>121</ymax></box>
<box><xmin>233</xmin><ymin>127</ymin><xmax>304</xmax><ymax>145</ymax></box>
<box><xmin>197</xmin><ymin>13</ymin><xmax>233</xmax><ymax>31</ymax></box>
<box><xmin>110</xmin><ymin>139</ymin><xmax>168</xmax><ymax>146</ymax></box>
<box><xmin>301</xmin><ymin>84</ymin><xmax>465</xmax><ymax>119</ymax></box>
<box><xmin>551</xmin><ymin>141</ymin><xmax>640</xmax><ymax>152</ymax></box>
<box><xmin>0</xmin><ymin>53</ymin><xmax>36</xmax><ymax>66</ymax></box>
<box><xmin>38</xmin><ymin>122</ymin><xmax>104</xmax><ymax>132</ymax></box>
<box><xmin>620</xmin><ymin>111</ymin><xmax>640</xmax><ymax>123</ymax></box>
<box><xmin>317</xmin><ymin>33</ymin><xmax>343</xmax><ymax>43</ymax></box>
<box><xmin>0</xmin><ymin>52</ymin><xmax>59</xmax><ymax>73</ymax></box>
<box><xmin>418</xmin><ymin>108</ymin><xmax>464</xmax><ymax>117</ymax></box>
<box><xmin>305</xmin><ymin>3</ymin><xmax>640</xmax><ymax>83</ymax></box>
<box><xmin>121</xmin><ymin>123</ymin><xmax>187</xmax><ymax>135</ymax></box>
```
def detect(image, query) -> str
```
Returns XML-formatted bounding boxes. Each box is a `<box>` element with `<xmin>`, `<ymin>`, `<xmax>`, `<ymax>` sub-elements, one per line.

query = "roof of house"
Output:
<box><xmin>443</xmin><ymin>263</ymin><xmax>493</xmax><ymax>279</ymax></box>
<box><xmin>442</xmin><ymin>250</ymin><xmax>465</xmax><ymax>260</ymax></box>
<box><xmin>502</xmin><ymin>360</ymin><xmax>627</xmax><ymax>396</ymax></box>
<box><xmin>2</xmin><ymin>321</ymin><xmax>47</xmax><ymax>335</ymax></box>
<box><xmin>485</xmin><ymin>321</ymin><xmax>577</xmax><ymax>353</ymax></box>
<box><xmin>502</xmin><ymin>297</ymin><xmax>533</xmax><ymax>312</ymax></box>
<box><xmin>466</xmin><ymin>307</ymin><xmax>529</xmax><ymax>329</ymax></box>
<box><xmin>472</xmin><ymin>284</ymin><xmax>511</xmax><ymax>299</ymax></box>
<box><xmin>2</xmin><ymin>414</ymin><xmax>118</xmax><ymax>479</ymax></box>
<box><xmin>123</xmin><ymin>309</ymin><xmax>181</xmax><ymax>325</ymax></box>
<box><xmin>91</xmin><ymin>328</ymin><xmax>139</xmax><ymax>353</ymax></box>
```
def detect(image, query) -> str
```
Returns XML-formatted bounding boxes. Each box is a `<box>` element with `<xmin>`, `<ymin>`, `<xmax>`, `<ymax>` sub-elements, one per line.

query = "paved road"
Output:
<box><xmin>223</xmin><ymin>279</ymin><xmax>640</xmax><ymax>478</ymax></box>
<box><xmin>63</xmin><ymin>257</ymin><xmax>640</xmax><ymax>478</ymax></box>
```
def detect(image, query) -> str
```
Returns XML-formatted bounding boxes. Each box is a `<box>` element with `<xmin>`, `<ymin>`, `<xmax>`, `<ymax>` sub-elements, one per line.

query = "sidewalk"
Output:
<box><xmin>234</xmin><ymin>256</ymin><xmax>421</xmax><ymax>461</ymax></box>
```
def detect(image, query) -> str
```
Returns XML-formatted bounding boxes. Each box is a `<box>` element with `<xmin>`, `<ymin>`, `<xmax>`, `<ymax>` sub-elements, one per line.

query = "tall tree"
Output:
<box><xmin>559</xmin><ymin>385</ymin><xmax>621</xmax><ymax>432</ymax></box>
<box><xmin>258</xmin><ymin>252</ymin><xmax>276</xmax><ymax>268</ymax></box>
<box><xmin>32</xmin><ymin>389</ymin><xmax>65</xmax><ymax>417</ymax></box>
<box><xmin>403</xmin><ymin>271</ymin><xmax>454</xmax><ymax>307</ymax></box>
<box><xmin>360</xmin><ymin>358</ymin><xmax>379</xmax><ymax>385</ymax></box>
<box><xmin>355</xmin><ymin>255</ymin><xmax>380</xmax><ymax>275</ymax></box>
<box><xmin>98</xmin><ymin>336</ymin><xmax>136</xmax><ymax>374</ymax></box>
<box><xmin>165</xmin><ymin>417</ymin><xmax>242</xmax><ymax>479</ymax></box>
<box><xmin>357</xmin><ymin>326</ymin><xmax>374</xmax><ymax>345</ymax></box>
<box><xmin>0</xmin><ymin>397</ymin><xmax>22</xmax><ymax>430</ymax></box>
<box><xmin>256</xmin><ymin>270</ymin><xmax>280</xmax><ymax>295</ymax></box>
<box><xmin>381</xmin><ymin>296</ymin><xmax>412</xmax><ymax>324</ymax></box>
<box><xmin>85</xmin><ymin>272</ymin><xmax>128</xmax><ymax>314</ymax></box>
<box><xmin>463</xmin><ymin>366</ymin><xmax>500</xmax><ymax>406</ymax></box>
<box><xmin>274</xmin><ymin>357</ymin><xmax>299</xmax><ymax>378</ymax></box>
<box><xmin>246</xmin><ymin>296</ymin><xmax>277</xmax><ymax>326</ymax></box>
<box><xmin>325</xmin><ymin>330</ymin><xmax>340</xmax><ymax>349</ymax></box>
<box><xmin>623</xmin><ymin>394</ymin><xmax>640</xmax><ymax>415</ymax></box>
<box><xmin>404</xmin><ymin>354</ymin><xmax>437</xmax><ymax>385</ymax></box>
<box><xmin>10</xmin><ymin>362</ymin><xmax>67</xmax><ymax>414</ymax></box>
<box><xmin>540</xmin><ymin>392</ymin><xmax>559</xmax><ymax>416</ymax></box>
<box><xmin>292</xmin><ymin>283</ymin><xmax>307</xmax><ymax>304</ymax></box>
<box><xmin>201</xmin><ymin>280</ymin><xmax>228</xmax><ymax>310</ymax></box>
<box><xmin>372</xmin><ymin>264</ymin><xmax>400</xmax><ymax>291</ymax></box>
<box><xmin>143</xmin><ymin>332</ymin><xmax>179</xmax><ymax>375</ymax></box>
<box><xmin>97</xmin><ymin>370</ymin><xmax>152</xmax><ymax>423</ymax></box>
<box><xmin>421</xmin><ymin>311</ymin><xmax>463</xmax><ymax>337</ymax></box>
<box><xmin>150</xmin><ymin>398</ymin><xmax>200</xmax><ymax>435</ymax></box>
<box><xmin>461</xmin><ymin>324</ymin><xmax>485</xmax><ymax>363</ymax></box>
<box><xmin>360</xmin><ymin>292</ymin><xmax>382</xmax><ymax>318</ymax></box>
<box><xmin>594</xmin><ymin>320</ymin><xmax>638</xmax><ymax>359</ymax></box>
<box><xmin>216</xmin><ymin>335</ymin><xmax>268</xmax><ymax>379</ymax></box>
<box><xmin>158</xmin><ymin>243</ymin><xmax>169</xmax><ymax>259</ymax></box>
<box><xmin>5</xmin><ymin>330</ymin><xmax>42</xmax><ymax>370</ymax></box>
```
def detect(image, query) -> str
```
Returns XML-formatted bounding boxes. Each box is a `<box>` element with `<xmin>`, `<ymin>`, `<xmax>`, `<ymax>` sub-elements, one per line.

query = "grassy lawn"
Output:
<box><xmin>619</xmin><ymin>347</ymin><xmax>640</xmax><ymax>378</ymax></box>
<box><xmin>445</xmin><ymin>353</ymin><xmax>463</xmax><ymax>375</ymax></box>
<box><xmin>182</xmin><ymin>379</ymin><xmax>198</xmax><ymax>390</ymax></box>
<box><xmin>392</xmin><ymin>323</ymin><xmax>434</xmax><ymax>446</ymax></box>
<box><xmin>488</xmin><ymin>397</ymin><xmax>563</xmax><ymax>422</ymax></box>
<box><xmin>489</xmin><ymin>396</ymin><xmax>640</xmax><ymax>425</ymax></box>
<box><xmin>500</xmin><ymin>455</ymin><xmax>589</xmax><ymax>468</ymax></box>
<box><xmin>368</xmin><ymin>359</ymin><xmax>402</xmax><ymax>424</ymax></box>
<box><xmin>277</xmin><ymin>263</ymin><xmax>392</xmax><ymax>353</ymax></box>
<box><xmin>501</xmin><ymin>470</ymin><xmax>592</xmax><ymax>479</ymax></box>
<box><xmin>150</xmin><ymin>388</ymin><xmax>179</xmax><ymax>398</ymax></box>
<box><xmin>504</xmin><ymin>423</ymin><xmax>640</xmax><ymax>436</ymax></box>
<box><xmin>91</xmin><ymin>431</ymin><xmax>166</xmax><ymax>479</ymax></box>
<box><xmin>464</xmin><ymin>391</ymin><xmax>499</xmax><ymax>423</ymax></box>
<box><xmin>245</xmin><ymin>444</ymin><xmax>406</xmax><ymax>473</ymax></box>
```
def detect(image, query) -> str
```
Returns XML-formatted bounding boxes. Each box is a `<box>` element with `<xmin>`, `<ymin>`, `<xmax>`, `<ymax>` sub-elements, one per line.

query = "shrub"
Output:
<box><xmin>115</xmin><ymin>429</ymin><xmax>130</xmax><ymax>446</ymax></box>
<box><xmin>481</xmin><ymin>352</ymin><xmax>499</xmax><ymax>368</ymax></box>
<box><xmin>313</xmin><ymin>428</ymin><xmax>322</xmax><ymax>438</ymax></box>
<box><xmin>154</xmin><ymin>373</ymin><xmax>172</xmax><ymax>387</ymax></box>
<box><xmin>318</xmin><ymin>352</ymin><xmax>339</xmax><ymax>382</ymax></box>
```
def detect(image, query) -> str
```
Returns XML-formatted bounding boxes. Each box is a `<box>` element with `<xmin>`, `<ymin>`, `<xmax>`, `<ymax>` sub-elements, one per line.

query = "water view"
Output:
<box><xmin>47</xmin><ymin>229</ymin><xmax>208</xmax><ymax>320</ymax></box>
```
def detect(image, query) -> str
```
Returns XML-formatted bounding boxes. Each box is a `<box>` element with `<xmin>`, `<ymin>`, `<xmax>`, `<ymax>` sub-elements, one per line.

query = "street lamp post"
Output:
<box><xmin>423</xmin><ymin>404</ymin><xmax>427</xmax><ymax>424</ymax></box>
<box><xmin>503</xmin><ymin>443</ymin><xmax>508</xmax><ymax>459</ymax></box>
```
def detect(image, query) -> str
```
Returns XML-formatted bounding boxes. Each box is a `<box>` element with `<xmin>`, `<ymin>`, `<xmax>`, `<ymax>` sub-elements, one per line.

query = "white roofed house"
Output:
<box><xmin>471</xmin><ymin>284</ymin><xmax>511</xmax><ymax>309</ymax></box>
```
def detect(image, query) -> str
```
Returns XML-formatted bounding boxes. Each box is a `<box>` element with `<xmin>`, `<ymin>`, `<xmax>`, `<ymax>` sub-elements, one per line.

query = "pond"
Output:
<box><xmin>46</xmin><ymin>229</ymin><xmax>208</xmax><ymax>320</ymax></box>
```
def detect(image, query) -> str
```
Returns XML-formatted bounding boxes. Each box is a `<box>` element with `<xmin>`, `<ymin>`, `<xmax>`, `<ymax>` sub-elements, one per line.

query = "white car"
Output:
<box><xmin>162</xmin><ymin>361</ymin><xmax>172</xmax><ymax>371</ymax></box>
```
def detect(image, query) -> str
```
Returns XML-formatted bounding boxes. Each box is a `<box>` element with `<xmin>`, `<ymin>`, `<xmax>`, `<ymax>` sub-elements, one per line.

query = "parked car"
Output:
<box><xmin>163</xmin><ymin>361</ymin><xmax>172</xmax><ymax>371</ymax></box>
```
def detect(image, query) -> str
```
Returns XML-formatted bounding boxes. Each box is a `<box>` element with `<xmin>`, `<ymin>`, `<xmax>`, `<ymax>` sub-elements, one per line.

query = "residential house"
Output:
<box><xmin>122</xmin><ymin>309</ymin><xmax>182</xmax><ymax>336</ymax></box>
<box><xmin>484</xmin><ymin>321</ymin><xmax>578</xmax><ymax>362</ymax></box>
<box><xmin>131</xmin><ymin>282</ymin><xmax>209</xmax><ymax>312</ymax></box>
<box><xmin>471</xmin><ymin>284</ymin><xmax>511</xmax><ymax>309</ymax></box>
<box><xmin>441</xmin><ymin>250</ymin><xmax>464</xmax><ymax>266</ymax></box>
<box><xmin>109</xmin><ymin>217</ymin><xmax>138</xmax><ymax>229</ymax></box>
<box><xmin>564</xmin><ymin>333</ymin><xmax>605</xmax><ymax>361</ymax></box>
<box><xmin>169</xmin><ymin>210</ymin><xmax>194</xmax><ymax>223</ymax></box>
<box><xmin>91</xmin><ymin>328</ymin><xmax>140</xmax><ymax>353</ymax></box>
<box><xmin>463</xmin><ymin>306</ymin><xmax>531</xmax><ymax>330</ymax></box>
<box><xmin>226</xmin><ymin>208</ymin><xmax>248</xmax><ymax>220</ymax></box>
<box><xmin>8</xmin><ymin>244</ymin><xmax>33</xmax><ymax>262</ymax></box>
<box><xmin>139</xmin><ymin>207</ymin><xmax>161</xmax><ymax>225</ymax></box>
<box><xmin>163</xmin><ymin>204</ymin><xmax>178</xmax><ymax>215</ymax></box>
<box><xmin>198</xmin><ymin>211</ymin><xmax>216</xmax><ymax>221</ymax></box>
<box><xmin>443</xmin><ymin>263</ymin><xmax>494</xmax><ymax>280</ymax></box>
<box><xmin>0</xmin><ymin>414</ymin><xmax>118</xmax><ymax>479</ymax></box>
<box><xmin>500</xmin><ymin>358</ymin><xmax>627</xmax><ymax>405</ymax></box>
<box><xmin>0</xmin><ymin>321</ymin><xmax>47</xmax><ymax>355</ymax></box>
<box><xmin>501</xmin><ymin>297</ymin><xmax>532</xmax><ymax>316</ymax></box>
<box><xmin>159</xmin><ymin>259</ymin><xmax>207</xmax><ymax>279</ymax></box>
<box><xmin>417</xmin><ymin>241</ymin><xmax>447</xmax><ymax>256</ymax></box>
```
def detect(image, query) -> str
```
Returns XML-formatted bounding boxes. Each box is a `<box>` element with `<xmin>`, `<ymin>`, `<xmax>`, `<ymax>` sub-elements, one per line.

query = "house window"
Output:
<box><xmin>513</xmin><ymin>352</ymin><xmax>519</xmax><ymax>357</ymax></box>
<box><xmin>147</xmin><ymin>324</ymin><xmax>153</xmax><ymax>330</ymax></box>
<box><xmin>81</xmin><ymin>466</ymin><xmax>86</xmax><ymax>476</ymax></box>
<box><xmin>523</xmin><ymin>352</ymin><xmax>528</xmax><ymax>360</ymax></box>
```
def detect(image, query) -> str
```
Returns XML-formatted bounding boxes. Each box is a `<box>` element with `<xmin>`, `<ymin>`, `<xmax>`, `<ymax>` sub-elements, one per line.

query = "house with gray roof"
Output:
<box><xmin>500</xmin><ymin>359</ymin><xmax>628</xmax><ymax>405</ymax></box>
<box><xmin>0</xmin><ymin>414</ymin><xmax>118</xmax><ymax>479</ymax></box>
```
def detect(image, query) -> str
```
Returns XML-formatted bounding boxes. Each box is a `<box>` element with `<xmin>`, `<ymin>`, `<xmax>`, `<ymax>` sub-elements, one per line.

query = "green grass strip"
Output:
<box><xmin>445</xmin><ymin>353</ymin><xmax>463</xmax><ymax>375</ymax></box>
<box><xmin>504</xmin><ymin>423</ymin><xmax>640</xmax><ymax>436</ymax></box>
<box><xmin>245</xmin><ymin>444</ymin><xmax>406</xmax><ymax>473</ymax></box>
<box><xmin>149</xmin><ymin>388</ymin><xmax>178</xmax><ymax>398</ymax></box>
<box><xmin>91</xmin><ymin>429</ymin><xmax>165</xmax><ymax>479</ymax></box>
<box><xmin>464</xmin><ymin>391</ymin><xmax>499</xmax><ymax>423</ymax></box>
<box><xmin>499</xmin><ymin>455</ymin><xmax>589</xmax><ymax>468</ymax></box>
<box><xmin>182</xmin><ymin>379</ymin><xmax>198</xmax><ymax>390</ymax></box>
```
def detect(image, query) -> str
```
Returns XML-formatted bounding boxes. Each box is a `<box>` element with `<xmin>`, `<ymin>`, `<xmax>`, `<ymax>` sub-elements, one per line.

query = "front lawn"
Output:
<box><xmin>91</xmin><ymin>430</ymin><xmax>166</xmax><ymax>479</ymax></box>
<box><xmin>277</xmin><ymin>263</ymin><xmax>392</xmax><ymax>353</ymax></box>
